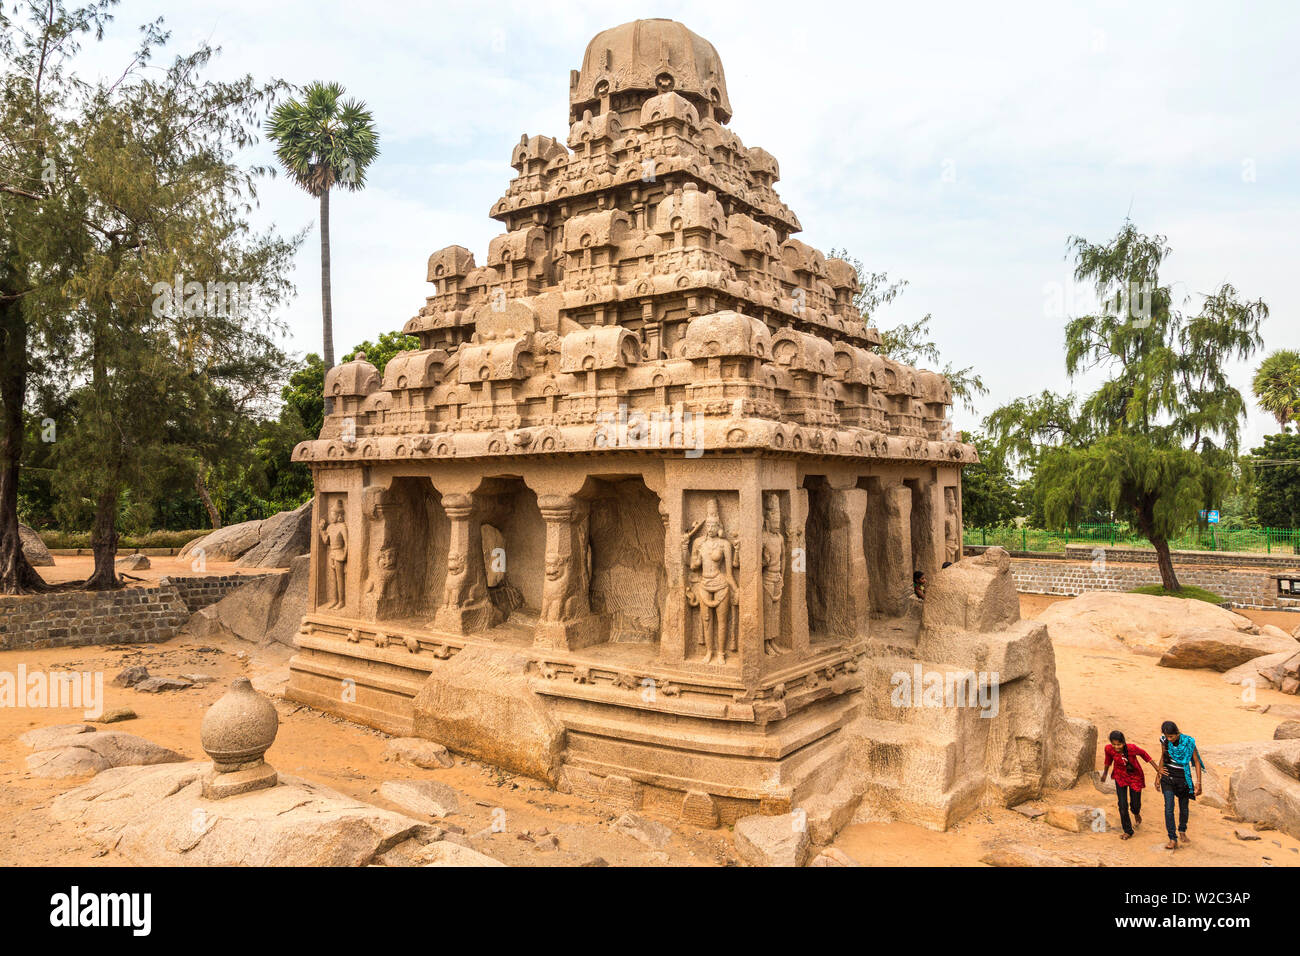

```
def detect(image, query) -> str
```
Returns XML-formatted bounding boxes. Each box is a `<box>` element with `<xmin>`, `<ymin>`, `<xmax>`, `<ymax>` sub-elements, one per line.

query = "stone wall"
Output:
<box><xmin>1002</xmin><ymin>557</ymin><xmax>1283</xmax><ymax>609</ymax></box>
<box><xmin>966</xmin><ymin>543</ymin><xmax>1300</xmax><ymax>571</ymax></box>
<box><xmin>0</xmin><ymin>574</ymin><xmax>267</xmax><ymax>651</ymax></box>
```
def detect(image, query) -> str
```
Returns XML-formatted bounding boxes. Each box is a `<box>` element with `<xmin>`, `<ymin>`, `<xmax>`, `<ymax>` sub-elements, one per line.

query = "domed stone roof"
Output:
<box><xmin>570</xmin><ymin>18</ymin><xmax>732</xmax><ymax>124</ymax></box>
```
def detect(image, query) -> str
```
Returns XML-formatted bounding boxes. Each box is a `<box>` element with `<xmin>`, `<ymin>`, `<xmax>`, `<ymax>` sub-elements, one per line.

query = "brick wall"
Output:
<box><xmin>0</xmin><ymin>574</ymin><xmax>267</xmax><ymax>651</ymax></box>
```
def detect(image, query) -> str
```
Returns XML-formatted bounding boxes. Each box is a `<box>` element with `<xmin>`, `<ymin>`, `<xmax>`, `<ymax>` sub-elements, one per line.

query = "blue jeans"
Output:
<box><xmin>1163</xmin><ymin>785</ymin><xmax>1189</xmax><ymax>841</ymax></box>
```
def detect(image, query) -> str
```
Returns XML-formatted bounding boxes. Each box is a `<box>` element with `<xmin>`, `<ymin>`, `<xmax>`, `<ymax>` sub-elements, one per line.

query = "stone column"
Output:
<box><xmin>658</xmin><ymin>487</ymin><xmax>688</xmax><ymax>665</ymax></box>
<box><xmin>787</xmin><ymin>487</ymin><xmax>810</xmax><ymax>655</ymax></box>
<box><xmin>908</xmin><ymin>473</ymin><xmax>945</xmax><ymax>581</ymax></box>
<box><xmin>867</xmin><ymin>479</ymin><xmax>912</xmax><ymax>618</ymax></box>
<box><xmin>534</xmin><ymin>495</ymin><xmax>606</xmax><ymax>650</ymax></box>
<box><xmin>838</xmin><ymin>485</ymin><xmax>871</xmax><ymax>642</ymax></box>
<box><xmin>432</xmin><ymin>493</ymin><xmax>501</xmax><ymax>633</ymax></box>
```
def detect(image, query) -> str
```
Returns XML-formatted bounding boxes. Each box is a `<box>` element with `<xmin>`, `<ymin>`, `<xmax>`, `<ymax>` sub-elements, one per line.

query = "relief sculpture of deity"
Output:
<box><xmin>319</xmin><ymin>498</ymin><xmax>349</xmax><ymax>610</ymax></box>
<box><xmin>684</xmin><ymin>498</ymin><xmax>740</xmax><ymax>664</ymax></box>
<box><xmin>761</xmin><ymin>492</ymin><xmax>788</xmax><ymax>656</ymax></box>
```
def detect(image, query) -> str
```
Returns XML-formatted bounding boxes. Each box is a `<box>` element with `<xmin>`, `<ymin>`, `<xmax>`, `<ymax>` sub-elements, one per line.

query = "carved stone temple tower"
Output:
<box><xmin>286</xmin><ymin>19</ymin><xmax>1091</xmax><ymax>830</ymax></box>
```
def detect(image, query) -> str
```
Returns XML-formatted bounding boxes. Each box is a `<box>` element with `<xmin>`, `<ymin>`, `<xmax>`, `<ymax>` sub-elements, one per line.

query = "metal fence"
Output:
<box><xmin>963</xmin><ymin>524</ymin><xmax>1300</xmax><ymax>555</ymax></box>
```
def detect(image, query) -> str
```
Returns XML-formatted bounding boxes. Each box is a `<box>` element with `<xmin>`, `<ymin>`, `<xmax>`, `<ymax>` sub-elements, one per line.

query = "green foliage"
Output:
<box><xmin>349</xmin><ymin>331</ymin><xmax>419</xmax><ymax>375</ymax></box>
<box><xmin>266</xmin><ymin>81</ymin><xmax>379</xmax><ymax>197</ymax></box>
<box><xmin>1250</xmin><ymin>432</ymin><xmax>1300</xmax><ymax>528</ymax></box>
<box><xmin>38</xmin><ymin>528</ymin><xmax>207</xmax><ymax>550</ymax></box>
<box><xmin>1253</xmin><ymin>349</ymin><xmax>1300</xmax><ymax>431</ymax></box>
<box><xmin>959</xmin><ymin>431</ymin><xmax>1019</xmax><ymax>527</ymax></box>
<box><xmin>1129</xmin><ymin>584</ymin><xmax>1225</xmax><ymax>604</ymax></box>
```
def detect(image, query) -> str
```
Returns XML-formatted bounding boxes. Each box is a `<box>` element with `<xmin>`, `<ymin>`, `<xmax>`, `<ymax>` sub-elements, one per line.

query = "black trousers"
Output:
<box><xmin>1116</xmin><ymin>785</ymin><xmax>1142</xmax><ymax>835</ymax></box>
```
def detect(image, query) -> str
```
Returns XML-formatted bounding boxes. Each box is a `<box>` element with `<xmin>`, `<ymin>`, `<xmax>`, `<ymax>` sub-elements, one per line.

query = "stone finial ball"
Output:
<box><xmin>200</xmin><ymin>677</ymin><xmax>279</xmax><ymax>768</ymax></box>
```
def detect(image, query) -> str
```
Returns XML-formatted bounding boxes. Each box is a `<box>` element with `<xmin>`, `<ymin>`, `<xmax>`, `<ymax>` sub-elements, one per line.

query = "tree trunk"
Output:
<box><xmin>1152</xmin><ymin>535</ymin><xmax>1181</xmax><ymax>593</ymax></box>
<box><xmin>320</xmin><ymin>187</ymin><xmax>334</xmax><ymax>415</ymax></box>
<box><xmin>0</xmin><ymin>283</ymin><xmax>47</xmax><ymax>594</ymax></box>
<box><xmin>83</xmin><ymin>489</ymin><xmax>121</xmax><ymax>590</ymax></box>
<box><xmin>195</xmin><ymin>470</ymin><xmax>221</xmax><ymax>530</ymax></box>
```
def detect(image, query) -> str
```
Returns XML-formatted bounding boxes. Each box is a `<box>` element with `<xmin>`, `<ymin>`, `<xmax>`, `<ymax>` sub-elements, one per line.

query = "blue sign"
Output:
<box><xmin>1207</xmin><ymin>510</ymin><xmax>1220</xmax><ymax>524</ymax></box>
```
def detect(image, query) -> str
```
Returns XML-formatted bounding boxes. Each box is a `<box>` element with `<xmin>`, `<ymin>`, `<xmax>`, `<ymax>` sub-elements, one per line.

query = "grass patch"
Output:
<box><xmin>1129</xmin><ymin>583</ymin><xmax>1225</xmax><ymax>604</ymax></box>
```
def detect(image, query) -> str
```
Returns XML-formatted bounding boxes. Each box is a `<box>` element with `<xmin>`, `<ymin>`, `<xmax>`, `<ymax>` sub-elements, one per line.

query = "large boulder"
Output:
<box><xmin>1195</xmin><ymin>741</ymin><xmax>1281</xmax><ymax>809</ymax></box>
<box><xmin>1231</xmin><ymin>741</ymin><xmax>1300</xmax><ymax>839</ymax></box>
<box><xmin>1222</xmin><ymin>651</ymin><xmax>1295</xmax><ymax>690</ymax></box>
<box><xmin>51</xmin><ymin>762</ymin><xmax>442</xmax><ymax>866</ymax></box>
<box><xmin>1159</xmin><ymin>627</ymin><xmax>1299</xmax><ymax>672</ymax></box>
<box><xmin>19</xmin><ymin>523</ymin><xmax>53</xmax><ymax>566</ymax></box>
<box><xmin>922</xmin><ymin>547</ymin><xmax>1019</xmax><ymax>632</ymax></box>
<box><xmin>180</xmin><ymin>554</ymin><xmax>308</xmax><ymax>648</ymax></box>
<box><xmin>1037</xmin><ymin>591</ymin><xmax>1257</xmax><ymax>656</ymax></box>
<box><xmin>411</xmin><ymin>646</ymin><xmax>565</xmax><ymax>787</ymax></box>
<box><xmin>178</xmin><ymin>517</ymin><xmax>265</xmax><ymax>563</ymax></box>
<box><xmin>235</xmin><ymin>501</ymin><xmax>312</xmax><ymax>569</ymax></box>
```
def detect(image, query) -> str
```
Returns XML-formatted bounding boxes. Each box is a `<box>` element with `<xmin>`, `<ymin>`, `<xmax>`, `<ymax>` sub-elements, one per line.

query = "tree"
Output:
<box><xmin>266</xmin><ymin>82</ymin><xmax>379</xmax><ymax>411</ymax></box>
<box><xmin>829</xmin><ymin>248</ymin><xmax>986</xmax><ymax>410</ymax></box>
<box><xmin>0</xmin><ymin>0</ymin><xmax>117</xmax><ymax>592</ymax></box>
<box><xmin>959</xmin><ymin>431</ymin><xmax>1019</xmax><ymax>527</ymax></box>
<box><xmin>28</xmin><ymin>23</ymin><xmax>297</xmax><ymax>588</ymax></box>
<box><xmin>987</xmin><ymin>221</ymin><xmax>1267</xmax><ymax>592</ymax></box>
<box><xmin>1253</xmin><ymin>349</ymin><xmax>1300</xmax><ymax>432</ymax></box>
<box><xmin>1250</xmin><ymin>433</ymin><xmax>1300</xmax><ymax>530</ymax></box>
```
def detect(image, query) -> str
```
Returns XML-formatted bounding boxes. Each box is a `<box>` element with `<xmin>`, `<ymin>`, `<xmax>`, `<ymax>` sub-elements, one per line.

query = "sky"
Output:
<box><xmin>72</xmin><ymin>0</ymin><xmax>1300</xmax><ymax>449</ymax></box>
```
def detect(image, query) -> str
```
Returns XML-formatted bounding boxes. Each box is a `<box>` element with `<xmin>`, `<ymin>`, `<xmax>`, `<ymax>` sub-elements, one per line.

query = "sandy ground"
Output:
<box><xmin>836</xmin><ymin>595</ymin><xmax>1300</xmax><ymax>867</ymax></box>
<box><xmin>2</xmin><ymin>578</ymin><xmax>1298</xmax><ymax>866</ymax></box>
<box><xmin>32</xmin><ymin>555</ymin><xmax>266</xmax><ymax>587</ymax></box>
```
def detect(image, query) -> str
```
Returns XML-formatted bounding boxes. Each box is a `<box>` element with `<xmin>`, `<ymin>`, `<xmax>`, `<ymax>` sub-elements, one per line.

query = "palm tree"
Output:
<box><xmin>1253</xmin><ymin>348</ymin><xmax>1300</xmax><ymax>432</ymax></box>
<box><xmin>267</xmin><ymin>82</ymin><xmax>379</xmax><ymax>411</ymax></box>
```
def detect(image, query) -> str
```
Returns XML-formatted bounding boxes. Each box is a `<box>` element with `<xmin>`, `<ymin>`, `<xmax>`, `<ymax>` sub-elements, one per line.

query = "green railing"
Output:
<box><xmin>964</xmin><ymin>524</ymin><xmax>1300</xmax><ymax>555</ymax></box>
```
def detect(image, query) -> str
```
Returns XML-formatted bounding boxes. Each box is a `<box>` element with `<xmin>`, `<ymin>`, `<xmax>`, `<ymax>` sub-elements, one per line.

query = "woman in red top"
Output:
<box><xmin>1100</xmin><ymin>730</ymin><xmax>1159</xmax><ymax>839</ymax></box>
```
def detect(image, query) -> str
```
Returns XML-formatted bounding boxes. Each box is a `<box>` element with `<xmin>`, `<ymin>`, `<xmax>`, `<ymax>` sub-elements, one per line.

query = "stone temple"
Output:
<box><xmin>287</xmin><ymin>18</ymin><xmax>1092</xmax><ymax>830</ymax></box>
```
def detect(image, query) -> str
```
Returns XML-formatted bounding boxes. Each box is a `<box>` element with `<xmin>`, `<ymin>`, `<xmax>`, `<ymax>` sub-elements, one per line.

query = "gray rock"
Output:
<box><xmin>19</xmin><ymin>523</ymin><xmax>53</xmax><ymax>566</ymax></box>
<box><xmin>25</xmin><ymin>730</ymin><xmax>185</xmax><ymax>779</ymax></box>
<box><xmin>52</xmin><ymin>762</ymin><xmax>443</xmax><ymax>865</ymax></box>
<box><xmin>179</xmin><ymin>555</ymin><xmax>308</xmax><ymax>649</ymax></box>
<box><xmin>381</xmin><ymin>737</ymin><xmax>455</xmax><ymax>769</ymax></box>
<box><xmin>1276</xmin><ymin>721</ymin><xmax>1300</xmax><ymax>741</ymax></box>
<box><xmin>134</xmin><ymin>677</ymin><xmax>193</xmax><ymax>693</ymax></box>
<box><xmin>613</xmin><ymin>811</ymin><xmax>673</xmax><ymax>849</ymax></box>
<box><xmin>810</xmin><ymin>848</ymin><xmax>860</xmax><ymax>866</ymax></box>
<box><xmin>92</xmin><ymin>708</ymin><xmax>137</xmax><ymax>724</ymax></box>
<box><xmin>379</xmin><ymin>780</ymin><xmax>460</xmax><ymax>818</ymax></box>
<box><xmin>416</xmin><ymin>841</ymin><xmax>505</xmax><ymax>867</ymax></box>
<box><xmin>235</xmin><ymin>501</ymin><xmax>312</xmax><ymax>569</ymax></box>
<box><xmin>18</xmin><ymin>723</ymin><xmax>95</xmax><ymax>750</ymax></box>
<box><xmin>733</xmin><ymin>812</ymin><xmax>810</xmax><ymax>867</ymax></box>
<box><xmin>112</xmin><ymin>666</ymin><xmax>149</xmax><ymax>688</ymax></box>
<box><xmin>178</xmin><ymin>518</ymin><xmax>264</xmax><ymax>563</ymax></box>
<box><xmin>115</xmin><ymin>553</ymin><xmax>150</xmax><ymax>571</ymax></box>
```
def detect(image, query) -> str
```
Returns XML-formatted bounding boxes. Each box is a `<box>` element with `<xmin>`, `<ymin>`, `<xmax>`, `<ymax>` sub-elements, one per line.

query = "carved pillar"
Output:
<box><xmin>535</xmin><ymin>495</ymin><xmax>606</xmax><ymax>650</ymax></box>
<box><xmin>659</xmin><ymin>487</ymin><xmax>688</xmax><ymax>665</ymax></box>
<box><xmin>788</xmin><ymin>487</ymin><xmax>810</xmax><ymax>655</ymax></box>
<box><xmin>866</xmin><ymin>479</ymin><xmax>912</xmax><ymax>618</ymax></box>
<box><xmin>908</xmin><ymin>473</ymin><xmax>945</xmax><ymax>581</ymax></box>
<box><xmin>839</xmin><ymin>485</ymin><xmax>871</xmax><ymax>642</ymax></box>
<box><xmin>432</xmin><ymin>493</ymin><xmax>501</xmax><ymax>633</ymax></box>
